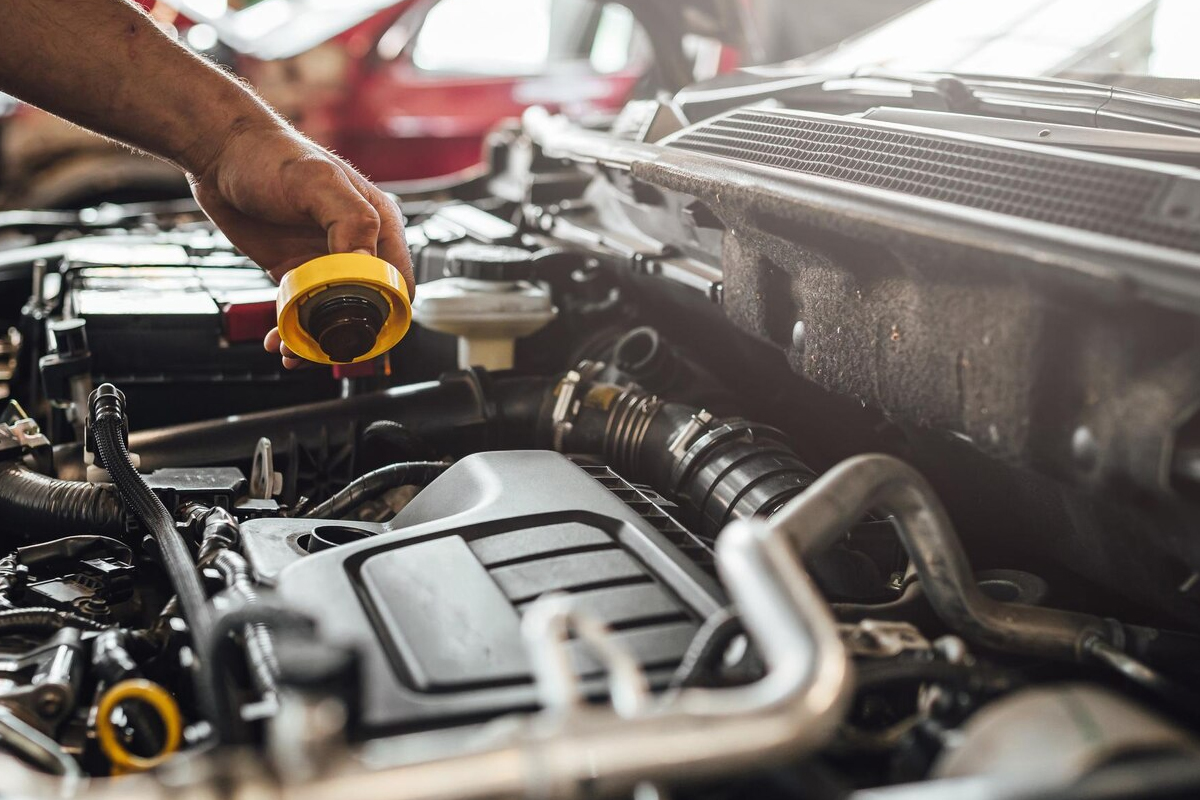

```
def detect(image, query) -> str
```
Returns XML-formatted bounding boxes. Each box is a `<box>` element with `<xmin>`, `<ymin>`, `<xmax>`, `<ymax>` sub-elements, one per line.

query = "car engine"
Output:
<box><xmin>1</xmin><ymin>87</ymin><xmax>1200</xmax><ymax>800</ymax></box>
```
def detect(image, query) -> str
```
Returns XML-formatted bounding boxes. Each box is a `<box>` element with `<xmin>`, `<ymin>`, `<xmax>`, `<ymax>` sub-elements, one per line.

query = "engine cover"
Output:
<box><xmin>258</xmin><ymin>451</ymin><xmax>724</xmax><ymax>735</ymax></box>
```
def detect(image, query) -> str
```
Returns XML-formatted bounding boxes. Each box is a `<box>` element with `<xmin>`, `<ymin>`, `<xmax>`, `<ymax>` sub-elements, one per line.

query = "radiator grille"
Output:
<box><xmin>667</xmin><ymin>109</ymin><xmax>1200</xmax><ymax>254</ymax></box>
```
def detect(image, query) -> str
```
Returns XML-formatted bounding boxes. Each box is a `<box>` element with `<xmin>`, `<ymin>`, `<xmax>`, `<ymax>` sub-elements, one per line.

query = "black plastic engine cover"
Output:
<box><xmin>264</xmin><ymin>451</ymin><xmax>724</xmax><ymax>735</ymax></box>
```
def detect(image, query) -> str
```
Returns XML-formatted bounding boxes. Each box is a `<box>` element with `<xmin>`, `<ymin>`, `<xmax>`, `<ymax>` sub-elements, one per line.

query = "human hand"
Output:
<box><xmin>187</xmin><ymin>122</ymin><xmax>414</xmax><ymax>369</ymax></box>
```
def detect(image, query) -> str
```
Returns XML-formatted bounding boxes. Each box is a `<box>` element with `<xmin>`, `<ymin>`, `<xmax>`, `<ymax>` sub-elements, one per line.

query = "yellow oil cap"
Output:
<box><xmin>276</xmin><ymin>253</ymin><xmax>411</xmax><ymax>365</ymax></box>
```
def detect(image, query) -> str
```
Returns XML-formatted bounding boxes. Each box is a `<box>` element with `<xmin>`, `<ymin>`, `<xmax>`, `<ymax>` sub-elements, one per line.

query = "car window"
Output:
<box><xmin>589</xmin><ymin>4</ymin><xmax>638</xmax><ymax>74</ymax></box>
<box><xmin>410</xmin><ymin>0</ymin><xmax>640</xmax><ymax>77</ymax></box>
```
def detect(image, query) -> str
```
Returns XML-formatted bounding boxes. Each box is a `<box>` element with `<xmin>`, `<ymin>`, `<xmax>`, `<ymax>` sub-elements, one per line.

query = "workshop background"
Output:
<box><xmin>0</xmin><ymin>0</ymin><xmax>918</xmax><ymax>210</ymax></box>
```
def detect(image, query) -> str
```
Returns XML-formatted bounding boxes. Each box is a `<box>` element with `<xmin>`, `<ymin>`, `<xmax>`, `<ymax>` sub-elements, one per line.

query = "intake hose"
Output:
<box><xmin>303</xmin><ymin>461</ymin><xmax>451</xmax><ymax>520</ymax></box>
<box><xmin>88</xmin><ymin>385</ymin><xmax>212</xmax><ymax>654</ymax></box>
<box><xmin>0</xmin><ymin>463</ymin><xmax>125</xmax><ymax>538</ymax></box>
<box><xmin>541</xmin><ymin>363</ymin><xmax>817</xmax><ymax>537</ymax></box>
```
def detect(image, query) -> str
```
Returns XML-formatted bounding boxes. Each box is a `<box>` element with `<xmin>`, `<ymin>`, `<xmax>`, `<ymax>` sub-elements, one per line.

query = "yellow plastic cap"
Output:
<box><xmin>276</xmin><ymin>253</ymin><xmax>412</xmax><ymax>365</ymax></box>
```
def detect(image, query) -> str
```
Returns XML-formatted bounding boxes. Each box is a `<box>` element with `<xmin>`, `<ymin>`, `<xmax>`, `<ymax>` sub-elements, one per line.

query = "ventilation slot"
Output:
<box><xmin>668</xmin><ymin>109</ymin><xmax>1200</xmax><ymax>254</ymax></box>
<box><xmin>582</xmin><ymin>465</ymin><xmax>716</xmax><ymax>570</ymax></box>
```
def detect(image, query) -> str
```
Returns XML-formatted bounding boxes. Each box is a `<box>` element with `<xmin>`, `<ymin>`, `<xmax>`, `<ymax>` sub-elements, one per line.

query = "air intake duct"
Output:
<box><xmin>540</xmin><ymin>362</ymin><xmax>816</xmax><ymax>536</ymax></box>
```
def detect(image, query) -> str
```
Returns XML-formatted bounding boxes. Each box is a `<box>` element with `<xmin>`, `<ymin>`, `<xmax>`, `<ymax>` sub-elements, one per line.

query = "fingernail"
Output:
<box><xmin>352</xmin><ymin>248</ymin><xmax>373</xmax><ymax>256</ymax></box>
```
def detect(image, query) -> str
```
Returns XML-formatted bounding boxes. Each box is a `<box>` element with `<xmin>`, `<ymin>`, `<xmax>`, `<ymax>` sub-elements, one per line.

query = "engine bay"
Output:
<box><xmin>1</xmin><ymin>81</ymin><xmax>1200</xmax><ymax>800</ymax></box>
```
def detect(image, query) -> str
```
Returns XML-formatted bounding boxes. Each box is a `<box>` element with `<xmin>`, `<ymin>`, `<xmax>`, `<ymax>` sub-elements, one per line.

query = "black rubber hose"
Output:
<box><xmin>543</xmin><ymin>372</ymin><xmax>816</xmax><ymax>537</ymax></box>
<box><xmin>0</xmin><ymin>607</ymin><xmax>106</xmax><ymax>633</ymax></box>
<box><xmin>853</xmin><ymin>659</ymin><xmax>1019</xmax><ymax>695</ymax></box>
<box><xmin>0</xmin><ymin>463</ymin><xmax>125</xmax><ymax>538</ymax></box>
<box><xmin>88</xmin><ymin>386</ymin><xmax>212</xmax><ymax>653</ymax></box>
<box><xmin>56</xmin><ymin>371</ymin><xmax>552</xmax><ymax>480</ymax></box>
<box><xmin>304</xmin><ymin>461</ymin><xmax>450</xmax><ymax>520</ymax></box>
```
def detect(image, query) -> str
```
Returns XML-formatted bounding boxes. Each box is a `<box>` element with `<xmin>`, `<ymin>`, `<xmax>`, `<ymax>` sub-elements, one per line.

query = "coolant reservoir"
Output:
<box><xmin>276</xmin><ymin>253</ymin><xmax>411</xmax><ymax>365</ymax></box>
<box><xmin>412</xmin><ymin>244</ymin><xmax>556</xmax><ymax>370</ymax></box>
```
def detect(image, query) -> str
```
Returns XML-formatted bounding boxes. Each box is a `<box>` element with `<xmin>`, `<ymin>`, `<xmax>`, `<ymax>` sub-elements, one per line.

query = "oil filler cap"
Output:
<box><xmin>276</xmin><ymin>253</ymin><xmax>411</xmax><ymax>365</ymax></box>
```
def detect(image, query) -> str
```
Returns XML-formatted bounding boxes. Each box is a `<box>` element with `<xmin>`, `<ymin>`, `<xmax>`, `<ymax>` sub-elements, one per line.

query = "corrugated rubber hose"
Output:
<box><xmin>0</xmin><ymin>464</ymin><xmax>125</xmax><ymax>538</ymax></box>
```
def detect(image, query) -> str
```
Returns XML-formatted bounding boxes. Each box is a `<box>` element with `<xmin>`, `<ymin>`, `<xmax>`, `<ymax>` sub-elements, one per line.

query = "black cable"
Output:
<box><xmin>88</xmin><ymin>386</ymin><xmax>212</xmax><ymax>674</ymax></box>
<box><xmin>303</xmin><ymin>461</ymin><xmax>450</xmax><ymax>520</ymax></box>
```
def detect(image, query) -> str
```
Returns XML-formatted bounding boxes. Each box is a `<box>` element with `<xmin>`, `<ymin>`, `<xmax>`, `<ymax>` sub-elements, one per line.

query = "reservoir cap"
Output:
<box><xmin>276</xmin><ymin>253</ymin><xmax>411</xmax><ymax>365</ymax></box>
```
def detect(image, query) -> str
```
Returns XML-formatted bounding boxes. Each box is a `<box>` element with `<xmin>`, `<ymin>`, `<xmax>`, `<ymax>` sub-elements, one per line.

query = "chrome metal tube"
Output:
<box><xmin>0</xmin><ymin>709</ymin><xmax>81</xmax><ymax>782</ymax></box>
<box><xmin>279</xmin><ymin>513</ymin><xmax>853</xmax><ymax>800</ymax></box>
<box><xmin>770</xmin><ymin>453</ymin><xmax>1114</xmax><ymax>661</ymax></box>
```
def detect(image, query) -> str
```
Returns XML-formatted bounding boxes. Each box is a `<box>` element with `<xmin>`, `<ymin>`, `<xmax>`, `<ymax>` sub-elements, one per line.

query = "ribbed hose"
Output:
<box><xmin>546</xmin><ymin>369</ymin><xmax>816</xmax><ymax>538</ymax></box>
<box><xmin>88</xmin><ymin>388</ymin><xmax>211</xmax><ymax>655</ymax></box>
<box><xmin>0</xmin><ymin>464</ymin><xmax>125</xmax><ymax>538</ymax></box>
<box><xmin>211</xmin><ymin>549</ymin><xmax>279</xmax><ymax>699</ymax></box>
<box><xmin>0</xmin><ymin>607</ymin><xmax>107</xmax><ymax>633</ymax></box>
<box><xmin>304</xmin><ymin>461</ymin><xmax>451</xmax><ymax>520</ymax></box>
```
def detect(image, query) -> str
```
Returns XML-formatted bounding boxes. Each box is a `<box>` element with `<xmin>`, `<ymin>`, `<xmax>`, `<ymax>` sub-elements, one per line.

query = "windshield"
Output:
<box><xmin>797</xmin><ymin>0</ymin><xmax>1200</xmax><ymax>100</ymax></box>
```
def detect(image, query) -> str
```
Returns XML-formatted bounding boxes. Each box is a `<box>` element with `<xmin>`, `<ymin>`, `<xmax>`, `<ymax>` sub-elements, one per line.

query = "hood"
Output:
<box><xmin>601</xmin><ymin>0</ymin><xmax>760</xmax><ymax>91</ymax></box>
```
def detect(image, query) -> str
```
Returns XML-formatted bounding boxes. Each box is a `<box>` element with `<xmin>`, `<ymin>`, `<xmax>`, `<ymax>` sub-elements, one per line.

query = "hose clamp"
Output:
<box><xmin>551</xmin><ymin>361</ymin><xmax>604</xmax><ymax>452</ymax></box>
<box><xmin>667</xmin><ymin>410</ymin><xmax>714</xmax><ymax>461</ymax></box>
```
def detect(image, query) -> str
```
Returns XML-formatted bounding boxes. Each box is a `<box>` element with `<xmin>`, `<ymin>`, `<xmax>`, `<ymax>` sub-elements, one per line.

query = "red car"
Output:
<box><xmin>0</xmin><ymin>0</ymin><xmax>655</xmax><ymax>207</ymax></box>
<box><xmin>213</xmin><ymin>0</ymin><xmax>651</xmax><ymax>182</ymax></box>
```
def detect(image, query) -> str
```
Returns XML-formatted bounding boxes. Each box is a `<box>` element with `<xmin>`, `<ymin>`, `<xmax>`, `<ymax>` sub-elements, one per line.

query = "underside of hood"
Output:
<box><xmin>600</xmin><ymin>0</ymin><xmax>760</xmax><ymax>91</ymax></box>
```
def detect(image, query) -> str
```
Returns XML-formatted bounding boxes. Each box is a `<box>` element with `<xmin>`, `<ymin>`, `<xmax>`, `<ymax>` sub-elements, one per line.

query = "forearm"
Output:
<box><xmin>0</xmin><ymin>0</ymin><xmax>279</xmax><ymax>175</ymax></box>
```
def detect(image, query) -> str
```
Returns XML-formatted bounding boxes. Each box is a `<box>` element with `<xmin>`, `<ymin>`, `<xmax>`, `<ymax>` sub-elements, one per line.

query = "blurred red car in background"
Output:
<box><xmin>0</xmin><ymin>0</ymin><xmax>654</xmax><ymax>207</ymax></box>
<box><xmin>176</xmin><ymin>0</ymin><xmax>653</xmax><ymax>181</ymax></box>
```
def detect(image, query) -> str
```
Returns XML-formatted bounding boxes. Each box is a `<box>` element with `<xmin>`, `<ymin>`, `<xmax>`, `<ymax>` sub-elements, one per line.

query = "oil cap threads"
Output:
<box><xmin>276</xmin><ymin>253</ymin><xmax>411</xmax><ymax>365</ymax></box>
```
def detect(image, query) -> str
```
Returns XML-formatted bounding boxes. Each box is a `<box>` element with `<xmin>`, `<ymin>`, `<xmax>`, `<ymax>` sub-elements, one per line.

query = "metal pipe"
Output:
<box><xmin>274</xmin><ymin>514</ymin><xmax>853</xmax><ymax>800</ymax></box>
<box><xmin>0</xmin><ymin>709</ymin><xmax>81</xmax><ymax>782</ymax></box>
<box><xmin>522</xmin><ymin>594</ymin><xmax>652</xmax><ymax>719</ymax></box>
<box><xmin>769</xmin><ymin>453</ymin><xmax>1114</xmax><ymax>662</ymax></box>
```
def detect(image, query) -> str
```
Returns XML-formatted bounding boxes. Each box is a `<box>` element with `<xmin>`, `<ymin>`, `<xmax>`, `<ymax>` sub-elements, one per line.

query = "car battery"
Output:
<box><xmin>58</xmin><ymin>240</ymin><xmax>340</xmax><ymax>428</ymax></box>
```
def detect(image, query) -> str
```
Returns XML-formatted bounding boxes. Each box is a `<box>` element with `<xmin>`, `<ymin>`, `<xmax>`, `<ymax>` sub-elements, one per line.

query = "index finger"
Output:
<box><xmin>353</xmin><ymin>179</ymin><xmax>415</xmax><ymax>299</ymax></box>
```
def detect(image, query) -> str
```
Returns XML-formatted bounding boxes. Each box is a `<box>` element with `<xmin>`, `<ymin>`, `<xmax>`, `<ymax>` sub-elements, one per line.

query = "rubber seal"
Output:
<box><xmin>96</xmin><ymin>678</ymin><xmax>183</xmax><ymax>774</ymax></box>
<box><xmin>276</xmin><ymin>253</ymin><xmax>412</xmax><ymax>365</ymax></box>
